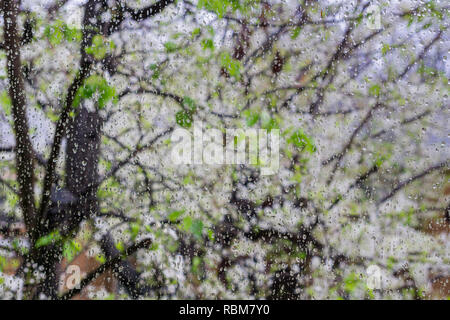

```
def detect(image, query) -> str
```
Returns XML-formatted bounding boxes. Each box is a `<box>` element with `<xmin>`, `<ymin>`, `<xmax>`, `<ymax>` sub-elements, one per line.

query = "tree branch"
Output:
<box><xmin>2</xmin><ymin>0</ymin><xmax>36</xmax><ymax>234</ymax></box>
<box><xmin>124</xmin><ymin>0</ymin><xmax>175</xmax><ymax>22</ymax></box>
<box><xmin>37</xmin><ymin>61</ymin><xmax>93</xmax><ymax>234</ymax></box>
<box><xmin>0</xmin><ymin>145</ymin><xmax>15</xmax><ymax>152</ymax></box>
<box><xmin>378</xmin><ymin>161</ymin><xmax>449</xmax><ymax>204</ymax></box>
<box><xmin>370</xmin><ymin>109</ymin><xmax>433</xmax><ymax>139</ymax></box>
<box><xmin>37</xmin><ymin>0</ymin><xmax>99</xmax><ymax>233</ymax></box>
<box><xmin>100</xmin><ymin>127</ymin><xmax>174</xmax><ymax>185</ymax></box>
<box><xmin>0</xmin><ymin>176</ymin><xmax>18</xmax><ymax>195</ymax></box>
<box><xmin>58</xmin><ymin>238</ymin><xmax>153</xmax><ymax>300</ymax></box>
<box><xmin>100</xmin><ymin>233</ymin><xmax>153</xmax><ymax>298</ymax></box>
<box><xmin>324</xmin><ymin>102</ymin><xmax>383</xmax><ymax>185</ymax></box>
<box><xmin>398</xmin><ymin>30</ymin><xmax>443</xmax><ymax>79</ymax></box>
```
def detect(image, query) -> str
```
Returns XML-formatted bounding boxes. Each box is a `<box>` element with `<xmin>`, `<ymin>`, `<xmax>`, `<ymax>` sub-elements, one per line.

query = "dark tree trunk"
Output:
<box><xmin>2</xmin><ymin>0</ymin><xmax>36</xmax><ymax>238</ymax></box>
<box><xmin>65</xmin><ymin>106</ymin><xmax>102</xmax><ymax>228</ymax></box>
<box><xmin>32</xmin><ymin>0</ymin><xmax>101</xmax><ymax>298</ymax></box>
<box><xmin>27</xmin><ymin>0</ymin><xmax>173</xmax><ymax>299</ymax></box>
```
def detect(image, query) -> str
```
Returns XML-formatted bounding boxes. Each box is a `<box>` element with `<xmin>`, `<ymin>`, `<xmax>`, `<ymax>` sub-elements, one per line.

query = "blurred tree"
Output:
<box><xmin>0</xmin><ymin>0</ymin><xmax>448</xmax><ymax>300</ymax></box>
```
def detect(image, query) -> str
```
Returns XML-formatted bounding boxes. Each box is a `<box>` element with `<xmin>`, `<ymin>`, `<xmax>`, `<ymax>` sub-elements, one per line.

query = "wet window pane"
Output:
<box><xmin>0</xmin><ymin>0</ymin><xmax>448</xmax><ymax>300</ymax></box>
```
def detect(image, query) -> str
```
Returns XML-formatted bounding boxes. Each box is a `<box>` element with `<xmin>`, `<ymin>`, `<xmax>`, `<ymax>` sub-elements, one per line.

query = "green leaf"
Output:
<box><xmin>288</xmin><ymin>129</ymin><xmax>316</xmax><ymax>153</ymax></box>
<box><xmin>115</xmin><ymin>241</ymin><xmax>125</xmax><ymax>253</ymax></box>
<box><xmin>220</xmin><ymin>52</ymin><xmax>242</xmax><ymax>80</ymax></box>
<box><xmin>262</xmin><ymin>116</ymin><xmax>279</xmax><ymax>131</ymax></box>
<box><xmin>44</xmin><ymin>21</ymin><xmax>64</xmax><ymax>45</ymax></box>
<box><xmin>95</xmin><ymin>254</ymin><xmax>106</xmax><ymax>264</ymax></box>
<box><xmin>168</xmin><ymin>209</ymin><xmax>185</xmax><ymax>222</ymax></box>
<box><xmin>44</xmin><ymin>20</ymin><xmax>82</xmax><ymax>45</ymax></box>
<box><xmin>0</xmin><ymin>91</ymin><xmax>12</xmax><ymax>116</ymax></box>
<box><xmin>74</xmin><ymin>75</ymin><xmax>117</xmax><ymax>109</ymax></box>
<box><xmin>176</xmin><ymin>110</ymin><xmax>193</xmax><ymax>128</ymax></box>
<box><xmin>291</xmin><ymin>27</ymin><xmax>301</xmax><ymax>39</ymax></box>
<box><xmin>191</xmin><ymin>219</ymin><xmax>204</xmax><ymax>239</ymax></box>
<box><xmin>344</xmin><ymin>273</ymin><xmax>360</xmax><ymax>293</ymax></box>
<box><xmin>182</xmin><ymin>96</ymin><xmax>197</xmax><ymax>111</ymax></box>
<box><xmin>201</xmin><ymin>39</ymin><xmax>214</xmax><ymax>51</ymax></box>
<box><xmin>164</xmin><ymin>41</ymin><xmax>178</xmax><ymax>53</ymax></box>
<box><xmin>192</xmin><ymin>256</ymin><xmax>202</xmax><ymax>273</ymax></box>
<box><xmin>63</xmin><ymin>25</ymin><xmax>82</xmax><ymax>42</ymax></box>
<box><xmin>182</xmin><ymin>216</ymin><xmax>193</xmax><ymax>232</ymax></box>
<box><xmin>369</xmin><ymin>84</ymin><xmax>381</xmax><ymax>97</ymax></box>
<box><xmin>0</xmin><ymin>256</ymin><xmax>7</xmax><ymax>273</ymax></box>
<box><xmin>244</xmin><ymin>110</ymin><xmax>259</xmax><ymax>127</ymax></box>
<box><xmin>85</xmin><ymin>35</ymin><xmax>113</xmax><ymax>60</ymax></box>
<box><xmin>129</xmin><ymin>222</ymin><xmax>140</xmax><ymax>240</ymax></box>
<box><xmin>35</xmin><ymin>230</ymin><xmax>62</xmax><ymax>248</ymax></box>
<box><xmin>149</xmin><ymin>64</ymin><xmax>161</xmax><ymax>79</ymax></box>
<box><xmin>198</xmin><ymin>0</ymin><xmax>228</xmax><ymax>17</ymax></box>
<box><xmin>181</xmin><ymin>216</ymin><xmax>203</xmax><ymax>239</ymax></box>
<box><xmin>191</xmin><ymin>28</ymin><xmax>201</xmax><ymax>38</ymax></box>
<box><xmin>63</xmin><ymin>239</ymin><xmax>82</xmax><ymax>262</ymax></box>
<box><xmin>207</xmin><ymin>229</ymin><xmax>215</xmax><ymax>241</ymax></box>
